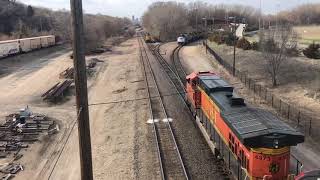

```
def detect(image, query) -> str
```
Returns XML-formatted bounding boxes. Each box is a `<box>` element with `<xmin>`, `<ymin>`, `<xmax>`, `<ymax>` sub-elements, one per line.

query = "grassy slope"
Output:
<box><xmin>294</xmin><ymin>26</ymin><xmax>320</xmax><ymax>45</ymax></box>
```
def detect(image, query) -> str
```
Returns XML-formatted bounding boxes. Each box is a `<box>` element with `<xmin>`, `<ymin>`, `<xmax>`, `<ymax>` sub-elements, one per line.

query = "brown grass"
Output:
<box><xmin>294</xmin><ymin>26</ymin><xmax>320</xmax><ymax>44</ymax></box>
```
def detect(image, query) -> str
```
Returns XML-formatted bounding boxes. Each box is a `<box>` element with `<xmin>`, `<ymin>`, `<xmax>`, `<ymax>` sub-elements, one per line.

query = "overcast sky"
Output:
<box><xmin>20</xmin><ymin>0</ymin><xmax>320</xmax><ymax>18</ymax></box>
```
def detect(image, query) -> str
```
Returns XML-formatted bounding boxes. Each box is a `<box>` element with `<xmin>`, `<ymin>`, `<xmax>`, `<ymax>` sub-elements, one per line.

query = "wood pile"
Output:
<box><xmin>41</xmin><ymin>80</ymin><xmax>73</xmax><ymax>102</ymax></box>
<box><xmin>59</xmin><ymin>67</ymin><xmax>74</xmax><ymax>79</ymax></box>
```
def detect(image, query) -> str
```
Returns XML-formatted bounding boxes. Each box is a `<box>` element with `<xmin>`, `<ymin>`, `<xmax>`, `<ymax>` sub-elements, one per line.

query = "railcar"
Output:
<box><xmin>0</xmin><ymin>35</ymin><xmax>56</xmax><ymax>58</ymax></box>
<box><xmin>186</xmin><ymin>71</ymin><xmax>305</xmax><ymax>180</ymax></box>
<box><xmin>39</xmin><ymin>35</ymin><xmax>56</xmax><ymax>48</ymax></box>
<box><xmin>0</xmin><ymin>40</ymin><xmax>20</xmax><ymax>58</ymax></box>
<box><xmin>177</xmin><ymin>35</ymin><xmax>186</xmax><ymax>45</ymax></box>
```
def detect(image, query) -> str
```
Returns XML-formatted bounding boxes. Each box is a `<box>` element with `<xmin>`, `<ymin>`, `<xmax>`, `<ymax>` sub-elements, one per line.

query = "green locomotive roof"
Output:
<box><xmin>198</xmin><ymin>75</ymin><xmax>304</xmax><ymax>148</ymax></box>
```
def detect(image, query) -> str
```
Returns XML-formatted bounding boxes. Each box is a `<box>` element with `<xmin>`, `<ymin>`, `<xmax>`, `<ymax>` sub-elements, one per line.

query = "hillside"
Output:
<box><xmin>0</xmin><ymin>0</ymin><xmax>132</xmax><ymax>51</ymax></box>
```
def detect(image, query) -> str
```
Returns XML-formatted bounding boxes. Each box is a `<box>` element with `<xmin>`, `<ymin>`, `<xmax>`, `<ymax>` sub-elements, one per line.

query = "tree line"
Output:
<box><xmin>0</xmin><ymin>0</ymin><xmax>132</xmax><ymax>51</ymax></box>
<box><xmin>142</xmin><ymin>1</ymin><xmax>320</xmax><ymax>41</ymax></box>
<box><xmin>142</xmin><ymin>2</ymin><xmax>261</xmax><ymax>41</ymax></box>
<box><xmin>275</xmin><ymin>3</ymin><xmax>320</xmax><ymax>25</ymax></box>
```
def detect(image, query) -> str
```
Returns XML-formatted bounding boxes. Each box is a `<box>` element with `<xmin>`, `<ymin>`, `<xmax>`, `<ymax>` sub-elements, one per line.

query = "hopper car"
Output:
<box><xmin>0</xmin><ymin>35</ymin><xmax>55</xmax><ymax>58</ymax></box>
<box><xmin>186</xmin><ymin>71</ymin><xmax>306</xmax><ymax>180</ymax></box>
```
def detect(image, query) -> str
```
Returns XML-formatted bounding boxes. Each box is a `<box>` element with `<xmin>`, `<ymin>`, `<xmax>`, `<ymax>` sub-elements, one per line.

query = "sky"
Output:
<box><xmin>20</xmin><ymin>0</ymin><xmax>320</xmax><ymax>18</ymax></box>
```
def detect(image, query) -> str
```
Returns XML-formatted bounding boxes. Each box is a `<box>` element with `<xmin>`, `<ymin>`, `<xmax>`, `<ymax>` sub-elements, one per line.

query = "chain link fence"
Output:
<box><xmin>203</xmin><ymin>41</ymin><xmax>319</xmax><ymax>139</ymax></box>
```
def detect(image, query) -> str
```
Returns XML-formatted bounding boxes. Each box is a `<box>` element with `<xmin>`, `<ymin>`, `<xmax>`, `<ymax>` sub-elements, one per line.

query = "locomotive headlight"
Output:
<box><xmin>274</xmin><ymin>139</ymin><xmax>279</xmax><ymax>149</ymax></box>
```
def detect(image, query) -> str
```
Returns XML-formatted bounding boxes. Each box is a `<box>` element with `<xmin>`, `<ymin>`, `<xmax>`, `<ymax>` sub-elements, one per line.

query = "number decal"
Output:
<box><xmin>255</xmin><ymin>155</ymin><xmax>271</xmax><ymax>161</ymax></box>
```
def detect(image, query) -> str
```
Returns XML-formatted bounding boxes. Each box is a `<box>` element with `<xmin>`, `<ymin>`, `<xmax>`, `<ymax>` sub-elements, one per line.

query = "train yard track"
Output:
<box><xmin>137</xmin><ymin>36</ymin><xmax>189</xmax><ymax>180</ymax></box>
<box><xmin>150</xmin><ymin>42</ymin><xmax>230</xmax><ymax>179</ymax></box>
<box><xmin>170</xmin><ymin>46</ymin><xmax>187</xmax><ymax>85</ymax></box>
<box><xmin>151</xmin><ymin>44</ymin><xmax>187</xmax><ymax>101</ymax></box>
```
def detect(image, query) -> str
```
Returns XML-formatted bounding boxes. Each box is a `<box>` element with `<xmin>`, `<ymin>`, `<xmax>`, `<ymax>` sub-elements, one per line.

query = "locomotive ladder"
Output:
<box><xmin>137</xmin><ymin>35</ymin><xmax>189</xmax><ymax>180</ymax></box>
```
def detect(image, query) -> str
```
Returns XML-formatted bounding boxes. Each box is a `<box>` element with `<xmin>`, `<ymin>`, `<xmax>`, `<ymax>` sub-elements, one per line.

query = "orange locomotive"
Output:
<box><xmin>185</xmin><ymin>71</ymin><xmax>304</xmax><ymax>180</ymax></box>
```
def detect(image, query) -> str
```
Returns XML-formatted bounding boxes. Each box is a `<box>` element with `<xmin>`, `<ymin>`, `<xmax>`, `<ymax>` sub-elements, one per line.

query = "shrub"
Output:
<box><xmin>215</xmin><ymin>35</ymin><xmax>224</xmax><ymax>45</ymax></box>
<box><xmin>209</xmin><ymin>34</ymin><xmax>224</xmax><ymax>44</ymax></box>
<box><xmin>251</xmin><ymin>41</ymin><xmax>259</xmax><ymax>51</ymax></box>
<box><xmin>225</xmin><ymin>33</ymin><xmax>237</xmax><ymax>46</ymax></box>
<box><xmin>237</xmin><ymin>38</ymin><xmax>251</xmax><ymax>50</ymax></box>
<box><xmin>286</xmin><ymin>44</ymin><xmax>300</xmax><ymax>57</ymax></box>
<box><xmin>261</xmin><ymin>39</ymin><xmax>278</xmax><ymax>53</ymax></box>
<box><xmin>303</xmin><ymin>43</ymin><xmax>320</xmax><ymax>59</ymax></box>
<box><xmin>208</xmin><ymin>35</ymin><xmax>215</xmax><ymax>42</ymax></box>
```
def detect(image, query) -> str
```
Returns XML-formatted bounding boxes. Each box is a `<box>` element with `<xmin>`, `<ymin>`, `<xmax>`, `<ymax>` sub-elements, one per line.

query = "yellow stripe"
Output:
<box><xmin>250</xmin><ymin>147</ymin><xmax>290</xmax><ymax>155</ymax></box>
<box><xmin>198</xmin><ymin>87</ymin><xmax>220</xmax><ymax>113</ymax></box>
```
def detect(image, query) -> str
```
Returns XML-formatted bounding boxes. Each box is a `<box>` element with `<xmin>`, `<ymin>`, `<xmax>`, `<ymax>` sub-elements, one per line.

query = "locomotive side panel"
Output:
<box><xmin>200</xmin><ymin>88</ymin><xmax>217</xmax><ymax>124</ymax></box>
<box><xmin>251</xmin><ymin>149</ymin><xmax>290</xmax><ymax>179</ymax></box>
<box><xmin>186</xmin><ymin>82</ymin><xmax>197</xmax><ymax>108</ymax></box>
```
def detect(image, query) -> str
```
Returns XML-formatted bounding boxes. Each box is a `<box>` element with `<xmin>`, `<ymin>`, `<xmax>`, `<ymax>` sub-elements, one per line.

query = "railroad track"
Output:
<box><xmin>150</xmin><ymin>44</ymin><xmax>187</xmax><ymax>101</ymax></box>
<box><xmin>170</xmin><ymin>45</ymin><xmax>187</xmax><ymax>85</ymax></box>
<box><xmin>137</xmin><ymin>36</ymin><xmax>189</xmax><ymax>180</ymax></box>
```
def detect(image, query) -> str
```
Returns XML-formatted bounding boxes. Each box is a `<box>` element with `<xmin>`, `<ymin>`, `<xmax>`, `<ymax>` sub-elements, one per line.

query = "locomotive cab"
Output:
<box><xmin>186</xmin><ymin>71</ymin><xmax>215</xmax><ymax>109</ymax></box>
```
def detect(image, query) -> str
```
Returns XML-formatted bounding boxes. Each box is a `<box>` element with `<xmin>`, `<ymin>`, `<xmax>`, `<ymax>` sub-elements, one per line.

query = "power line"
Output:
<box><xmin>47</xmin><ymin>108</ymin><xmax>82</xmax><ymax>180</ymax></box>
<box><xmin>87</xmin><ymin>90</ymin><xmax>192</xmax><ymax>107</ymax></box>
<box><xmin>87</xmin><ymin>80</ymin><xmax>243</xmax><ymax>107</ymax></box>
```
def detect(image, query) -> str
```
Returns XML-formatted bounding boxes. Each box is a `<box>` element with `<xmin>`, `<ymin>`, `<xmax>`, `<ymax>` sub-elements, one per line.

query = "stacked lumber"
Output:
<box><xmin>41</xmin><ymin>80</ymin><xmax>73</xmax><ymax>102</ymax></box>
<box><xmin>59</xmin><ymin>67</ymin><xmax>74</xmax><ymax>79</ymax></box>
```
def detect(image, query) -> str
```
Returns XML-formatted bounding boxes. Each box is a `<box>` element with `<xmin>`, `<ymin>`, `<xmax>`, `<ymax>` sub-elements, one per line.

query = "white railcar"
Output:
<box><xmin>40</xmin><ymin>36</ymin><xmax>49</xmax><ymax>48</ymax></box>
<box><xmin>30</xmin><ymin>37</ymin><xmax>41</xmax><ymax>50</ymax></box>
<box><xmin>0</xmin><ymin>35</ymin><xmax>56</xmax><ymax>58</ymax></box>
<box><xmin>47</xmin><ymin>35</ymin><xmax>55</xmax><ymax>46</ymax></box>
<box><xmin>19</xmin><ymin>38</ymin><xmax>32</xmax><ymax>52</ymax></box>
<box><xmin>0</xmin><ymin>40</ymin><xmax>20</xmax><ymax>58</ymax></box>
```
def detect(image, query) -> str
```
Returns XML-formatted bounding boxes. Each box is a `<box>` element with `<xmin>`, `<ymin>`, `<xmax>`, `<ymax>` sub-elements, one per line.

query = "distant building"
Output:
<box><xmin>132</xmin><ymin>15</ymin><xmax>140</xmax><ymax>26</ymax></box>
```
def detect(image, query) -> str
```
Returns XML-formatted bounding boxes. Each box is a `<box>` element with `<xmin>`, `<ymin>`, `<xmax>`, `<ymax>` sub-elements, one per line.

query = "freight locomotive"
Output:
<box><xmin>177</xmin><ymin>35</ymin><xmax>187</xmax><ymax>45</ymax></box>
<box><xmin>0</xmin><ymin>35</ymin><xmax>55</xmax><ymax>58</ymax></box>
<box><xmin>185</xmin><ymin>71</ymin><xmax>305</xmax><ymax>180</ymax></box>
<box><xmin>177</xmin><ymin>32</ymin><xmax>204</xmax><ymax>45</ymax></box>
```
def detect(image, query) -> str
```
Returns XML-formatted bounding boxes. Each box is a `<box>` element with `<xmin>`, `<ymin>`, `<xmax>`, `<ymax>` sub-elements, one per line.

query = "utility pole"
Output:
<box><xmin>232</xmin><ymin>17</ymin><xmax>236</xmax><ymax>76</ymax></box>
<box><xmin>259</xmin><ymin>0</ymin><xmax>261</xmax><ymax>31</ymax></box>
<box><xmin>70</xmin><ymin>0</ymin><xmax>93</xmax><ymax>180</ymax></box>
<box><xmin>195</xmin><ymin>8</ymin><xmax>198</xmax><ymax>32</ymax></box>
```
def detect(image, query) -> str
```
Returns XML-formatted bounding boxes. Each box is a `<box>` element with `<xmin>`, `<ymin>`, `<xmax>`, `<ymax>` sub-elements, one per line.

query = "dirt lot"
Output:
<box><xmin>0</xmin><ymin>39</ymin><xmax>160</xmax><ymax>179</ymax></box>
<box><xmin>178</xmin><ymin>42</ymin><xmax>320</xmax><ymax>172</ymax></box>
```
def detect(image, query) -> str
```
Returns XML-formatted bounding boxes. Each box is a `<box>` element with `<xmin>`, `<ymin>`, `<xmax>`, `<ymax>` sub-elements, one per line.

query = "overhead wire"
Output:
<box><xmin>87</xmin><ymin>90</ymin><xmax>194</xmax><ymax>107</ymax></box>
<box><xmin>47</xmin><ymin>107</ymin><xmax>82</xmax><ymax>180</ymax></box>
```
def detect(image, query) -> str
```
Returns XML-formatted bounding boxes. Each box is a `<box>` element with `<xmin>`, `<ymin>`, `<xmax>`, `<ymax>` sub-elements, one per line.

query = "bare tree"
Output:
<box><xmin>142</xmin><ymin>2</ymin><xmax>189</xmax><ymax>41</ymax></box>
<box><xmin>260</xmin><ymin>26</ymin><xmax>298</xmax><ymax>87</ymax></box>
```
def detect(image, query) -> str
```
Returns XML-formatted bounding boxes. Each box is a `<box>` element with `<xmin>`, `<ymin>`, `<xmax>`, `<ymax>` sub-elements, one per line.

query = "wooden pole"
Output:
<box><xmin>70</xmin><ymin>0</ymin><xmax>93</xmax><ymax>180</ymax></box>
<box><xmin>233</xmin><ymin>17</ymin><xmax>236</xmax><ymax>77</ymax></box>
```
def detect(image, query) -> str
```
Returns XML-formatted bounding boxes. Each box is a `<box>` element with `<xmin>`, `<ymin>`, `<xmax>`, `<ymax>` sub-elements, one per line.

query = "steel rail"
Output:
<box><xmin>170</xmin><ymin>45</ymin><xmax>187</xmax><ymax>85</ymax></box>
<box><xmin>151</xmin><ymin>44</ymin><xmax>187</xmax><ymax>102</ymax></box>
<box><xmin>137</xmin><ymin>35</ymin><xmax>189</xmax><ymax>180</ymax></box>
<box><xmin>137</xmin><ymin>36</ymin><xmax>165</xmax><ymax>180</ymax></box>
